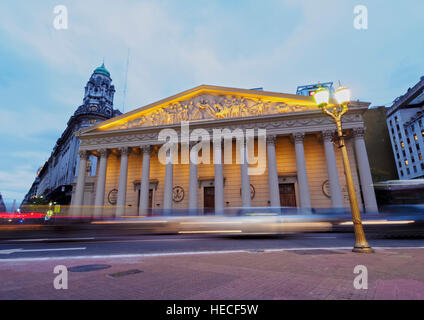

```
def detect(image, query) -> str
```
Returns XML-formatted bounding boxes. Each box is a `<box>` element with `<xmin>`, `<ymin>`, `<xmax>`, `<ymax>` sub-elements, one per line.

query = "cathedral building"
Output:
<box><xmin>22</xmin><ymin>64</ymin><xmax>122</xmax><ymax>205</ymax></box>
<box><xmin>71</xmin><ymin>85</ymin><xmax>378</xmax><ymax>216</ymax></box>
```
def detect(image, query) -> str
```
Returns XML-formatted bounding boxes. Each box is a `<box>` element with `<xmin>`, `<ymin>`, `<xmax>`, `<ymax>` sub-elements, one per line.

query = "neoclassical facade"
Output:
<box><xmin>71</xmin><ymin>85</ymin><xmax>378</xmax><ymax>216</ymax></box>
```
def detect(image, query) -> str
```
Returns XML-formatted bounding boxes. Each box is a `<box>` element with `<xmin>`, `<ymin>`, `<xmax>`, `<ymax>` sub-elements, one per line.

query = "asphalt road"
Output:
<box><xmin>1</xmin><ymin>232</ymin><xmax>424</xmax><ymax>261</ymax></box>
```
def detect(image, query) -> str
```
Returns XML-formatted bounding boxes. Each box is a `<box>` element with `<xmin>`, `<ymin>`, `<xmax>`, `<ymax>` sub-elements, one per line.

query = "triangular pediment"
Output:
<box><xmin>81</xmin><ymin>85</ymin><xmax>318</xmax><ymax>133</ymax></box>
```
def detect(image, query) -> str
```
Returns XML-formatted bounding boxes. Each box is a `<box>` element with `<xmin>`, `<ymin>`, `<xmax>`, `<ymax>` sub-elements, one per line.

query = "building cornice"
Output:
<box><xmin>78</xmin><ymin>112</ymin><xmax>365</xmax><ymax>151</ymax></box>
<box><xmin>386</xmin><ymin>77</ymin><xmax>424</xmax><ymax>117</ymax></box>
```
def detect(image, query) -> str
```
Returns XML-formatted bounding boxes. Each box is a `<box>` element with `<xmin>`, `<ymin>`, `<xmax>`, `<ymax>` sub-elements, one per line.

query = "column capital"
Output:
<box><xmin>141</xmin><ymin>144</ymin><xmax>152</xmax><ymax>154</ymax></box>
<box><xmin>322</xmin><ymin>130</ymin><xmax>336</xmax><ymax>143</ymax></box>
<box><xmin>293</xmin><ymin>132</ymin><xmax>305</xmax><ymax>144</ymax></box>
<box><xmin>352</xmin><ymin>127</ymin><xmax>366</xmax><ymax>139</ymax></box>
<box><xmin>119</xmin><ymin>147</ymin><xmax>130</xmax><ymax>156</ymax></box>
<box><xmin>266</xmin><ymin>135</ymin><xmax>277</xmax><ymax>145</ymax></box>
<box><xmin>78</xmin><ymin>150</ymin><xmax>89</xmax><ymax>160</ymax></box>
<box><xmin>98</xmin><ymin>148</ymin><xmax>109</xmax><ymax>158</ymax></box>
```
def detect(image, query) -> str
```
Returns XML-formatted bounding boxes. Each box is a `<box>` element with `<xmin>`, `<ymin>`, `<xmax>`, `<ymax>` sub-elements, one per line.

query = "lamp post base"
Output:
<box><xmin>352</xmin><ymin>244</ymin><xmax>374</xmax><ymax>254</ymax></box>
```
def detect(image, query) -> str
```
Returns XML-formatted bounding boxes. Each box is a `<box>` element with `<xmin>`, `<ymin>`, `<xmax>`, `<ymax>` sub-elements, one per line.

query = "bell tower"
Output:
<box><xmin>82</xmin><ymin>63</ymin><xmax>116</xmax><ymax>117</ymax></box>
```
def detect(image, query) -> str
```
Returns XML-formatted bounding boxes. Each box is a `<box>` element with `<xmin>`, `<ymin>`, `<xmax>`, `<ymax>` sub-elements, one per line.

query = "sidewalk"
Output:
<box><xmin>1</xmin><ymin>248</ymin><xmax>424</xmax><ymax>300</ymax></box>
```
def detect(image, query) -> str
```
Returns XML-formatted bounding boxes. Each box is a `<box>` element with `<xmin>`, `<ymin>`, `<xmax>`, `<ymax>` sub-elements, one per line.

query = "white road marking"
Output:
<box><xmin>1</xmin><ymin>237</ymin><xmax>204</xmax><ymax>244</ymax></box>
<box><xmin>0</xmin><ymin>247</ymin><xmax>86</xmax><ymax>255</ymax></box>
<box><xmin>1</xmin><ymin>246</ymin><xmax>424</xmax><ymax>262</ymax></box>
<box><xmin>302</xmin><ymin>236</ymin><xmax>337</xmax><ymax>239</ymax></box>
<box><xmin>6</xmin><ymin>238</ymin><xmax>94</xmax><ymax>242</ymax></box>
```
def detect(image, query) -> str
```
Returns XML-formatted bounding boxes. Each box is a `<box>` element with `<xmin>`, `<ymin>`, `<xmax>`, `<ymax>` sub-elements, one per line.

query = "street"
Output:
<box><xmin>1</xmin><ymin>232</ymin><xmax>424</xmax><ymax>300</ymax></box>
<box><xmin>1</xmin><ymin>232</ymin><xmax>424</xmax><ymax>261</ymax></box>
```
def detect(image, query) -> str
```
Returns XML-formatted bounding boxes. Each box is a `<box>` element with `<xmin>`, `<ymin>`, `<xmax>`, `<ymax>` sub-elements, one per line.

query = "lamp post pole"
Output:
<box><xmin>320</xmin><ymin>101</ymin><xmax>373</xmax><ymax>253</ymax></box>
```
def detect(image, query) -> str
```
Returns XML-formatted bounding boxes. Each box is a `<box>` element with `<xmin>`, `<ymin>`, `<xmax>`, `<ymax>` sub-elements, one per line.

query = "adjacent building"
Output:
<box><xmin>71</xmin><ymin>85</ymin><xmax>379</xmax><ymax>217</ymax></box>
<box><xmin>22</xmin><ymin>64</ymin><xmax>122</xmax><ymax>205</ymax></box>
<box><xmin>386</xmin><ymin>76</ymin><xmax>424</xmax><ymax>179</ymax></box>
<box><xmin>363</xmin><ymin>106</ymin><xmax>398</xmax><ymax>182</ymax></box>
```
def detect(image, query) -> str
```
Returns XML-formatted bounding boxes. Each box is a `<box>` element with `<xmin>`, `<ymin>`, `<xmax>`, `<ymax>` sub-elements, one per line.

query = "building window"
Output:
<box><xmin>414</xmin><ymin>166</ymin><xmax>417</xmax><ymax>173</ymax></box>
<box><xmin>391</xmin><ymin>128</ymin><xmax>395</xmax><ymax>134</ymax></box>
<box><xmin>422</xmin><ymin>130</ymin><xmax>424</xmax><ymax>137</ymax></box>
<box><xmin>412</xmin><ymin>157</ymin><xmax>415</xmax><ymax>163</ymax></box>
<box><xmin>397</xmin><ymin>153</ymin><xmax>400</xmax><ymax>159</ymax></box>
<box><xmin>397</xmin><ymin>124</ymin><xmax>400</xmax><ymax>131</ymax></box>
<box><xmin>400</xmin><ymin>170</ymin><xmax>404</xmax><ymax>176</ymax></box>
<box><xmin>419</xmin><ymin>153</ymin><xmax>423</xmax><ymax>160</ymax></box>
<box><xmin>402</xmin><ymin>150</ymin><xmax>406</xmax><ymax>157</ymax></box>
<box><xmin>414</xmin><ymin>134</ymin><xmax>418</xmax><ymax>141</ymax></box>
<box><xmin>421</xmin><ymin>163</ymin><xmax>424</xmax><ymax>170</ymax></box>
<box><xmin>395</xmin><ymin>144</ymin><xmax>399</xmax><ymax>151</ymax></box>
<box><xmin>419</xmin><ymin>119</ymin><xmax>422</xmax><ymax>127</ymax></box>
<box><xmin>407</xmin><ymin>138</ymin><xmax>411</xmax><ymax>144</ymax></box>
<box><xmin>409</xmin><ymin>147</ymin><xmax>413</xmax><ymax>153</ymax></box>
<box><xmin>395</xmin><ymin>116</ymin><xmax>399</xmax><ymax>123</ymax></box>
<box><xmin>399</xmin><ymin>161</ymin><xmax>402</xmax><ymax>168</ymax></box>
<box><xmin>417</xmin><ymin>144</ymin><xmax>421</xmax><ymax>150</ymax></box>
<box><xmin>405</xmin><ymin>160</ymin><xmax>409</xmax><ymax>165</ymax></box>
<box><xmin>401</xmin><ymin>141</ymin><xmax>405</xmax><ymax>147</ymax></box>
<box><xmin>412</xmin><ymin>124</ymin><xmax>415</xmax><ymax>131</ymax></box>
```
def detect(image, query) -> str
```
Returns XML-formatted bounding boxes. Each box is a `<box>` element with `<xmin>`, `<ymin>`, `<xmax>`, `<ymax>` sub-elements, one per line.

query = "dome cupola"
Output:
<box><xmin>93</xmin><ymin>63</ymin><xmax>110</xmax><ymax>77</ymax></box>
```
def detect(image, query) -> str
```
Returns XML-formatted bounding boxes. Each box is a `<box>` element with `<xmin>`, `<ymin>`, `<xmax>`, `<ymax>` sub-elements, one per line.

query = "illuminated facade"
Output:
<box><xmin>71</xmin><ymin>85</ymin><xmax>378</xmax><ymax>216</ymax></box>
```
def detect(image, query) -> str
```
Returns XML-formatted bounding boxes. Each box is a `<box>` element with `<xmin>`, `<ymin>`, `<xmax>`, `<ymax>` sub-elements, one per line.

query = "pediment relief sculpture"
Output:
<box><xmin>111</xmin><ymin>94</ymin><xmax>315</xmax><ymax>130</ymax></box>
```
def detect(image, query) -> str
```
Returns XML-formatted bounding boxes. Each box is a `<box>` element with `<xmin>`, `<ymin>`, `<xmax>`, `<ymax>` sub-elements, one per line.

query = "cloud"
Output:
<box><xmin>0</xmin><ymin>165</ymin><xmax>37</xmax><ymax>203</ymax></box>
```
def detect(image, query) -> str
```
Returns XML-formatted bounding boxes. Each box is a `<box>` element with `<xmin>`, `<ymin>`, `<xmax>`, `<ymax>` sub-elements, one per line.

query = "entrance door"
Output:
<box><xmin>203</xmin><ymin>187</ymin><xmax>215</xmax><ymax>215</ymax></box>
<box><xmin>279</xmin><ymin>183</ymin><xmax>296</xmax><ymax>207</ymax></box>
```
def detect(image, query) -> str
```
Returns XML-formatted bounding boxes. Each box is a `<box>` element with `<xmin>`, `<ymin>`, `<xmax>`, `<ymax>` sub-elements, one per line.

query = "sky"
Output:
<box><xmin>0</xmin><ymin>0</ymin><xmax>424</xmax><ymax>207</ymax></box>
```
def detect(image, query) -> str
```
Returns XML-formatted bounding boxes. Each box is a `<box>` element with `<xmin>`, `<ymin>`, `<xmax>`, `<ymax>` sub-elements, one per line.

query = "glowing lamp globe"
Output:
<box><xmin>314</xmin><ymin>88</ymin><xmax>330</xmax><ymax>106</ymax></box>
<box><xmin>335</xmin><ymin>86</ymin><xmax>351</xmax><ymax>104</ymax></box>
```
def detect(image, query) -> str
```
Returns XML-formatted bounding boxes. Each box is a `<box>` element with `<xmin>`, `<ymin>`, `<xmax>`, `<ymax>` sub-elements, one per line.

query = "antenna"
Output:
<box><xmin>122</xmin><ymin>49</ymin><xmax>130</xmax><ymax>113</ymax></box>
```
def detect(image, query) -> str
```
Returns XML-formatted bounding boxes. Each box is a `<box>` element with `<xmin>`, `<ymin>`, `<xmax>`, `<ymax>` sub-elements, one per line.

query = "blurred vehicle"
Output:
<box><xmin>0</xmin><ymin>212</ymin><xmax>46</xmax><ymax>225</ymax></box>
<box><xmin>2</xmin><ymin>205</ymin><xmax>423</xmax><ymax>239</ymax></box>
<box><xmin>375</xmin><ymin>180</ymin><xmax>424</xmax><ymax>206</ymax></box>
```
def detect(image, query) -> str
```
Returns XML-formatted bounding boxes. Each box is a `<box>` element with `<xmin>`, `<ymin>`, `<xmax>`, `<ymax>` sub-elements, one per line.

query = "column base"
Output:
<box><xmin>352</xmin><ymin>243</ymin><xmax>374</xmax><ymax>254</ymax></box>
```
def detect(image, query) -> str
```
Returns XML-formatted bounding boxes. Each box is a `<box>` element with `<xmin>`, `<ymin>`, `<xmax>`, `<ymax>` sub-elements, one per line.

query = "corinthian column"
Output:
<box><xmin>214</xmin><ymin>142</ymin><xmax>224</xmax><ymax>215</ymax></box>
<box><xmin>163</xmin><ymin>149</ymin><xmax>174</xmax><ymax>213</ymax></box>
<box><xmin>139</xmin><ymin>145</ymin><xmax>151</xmax><ymax>216</ymax></box>
<box><xmin>116</xmin><ymin>147</ymin><xmax>129</xmax><ymax>217</ymax></box>
<box><xmin>293</xmin><ymin>132</ymin><xmax>311</xmax><ymax>210</ymax></box>
<box><xmin>240</xmin><ymin>140</ymin><xmax>251</xmax><ymax>208</ymax></box>
<box><xmin>188</xmin><ymin>141</ymin><xmax>198</xmax><ymax>214</ymax></box>
<box><xmin>353</xmin><ymin>128</ymin><xmax>378</xmax><ymax>212</ymax></box>
<box><xmin>73</xmin><ymin>150</ymin><xmax>89</xmax><ymax>215</ymax></box>
<box><xmin>267</xmin><ymin>135</ymin><xmax>280</xmax><ymax>207</ymax></box>
<box><xmin>322</xmin><ymin>130</ymin><xmax>344</xmax><ymax>209</ymax></box>
<box><xmin>94</xmin><ymin>148</ymin><xmax>108</xmax><ymax>217</ymax></box>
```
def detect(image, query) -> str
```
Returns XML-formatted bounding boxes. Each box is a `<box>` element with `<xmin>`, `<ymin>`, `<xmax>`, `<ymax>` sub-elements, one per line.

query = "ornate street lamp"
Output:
<box><xmin>314</xmin><ymin>85</ymin><xmax>373</xmax><ymax>253</ymax></box>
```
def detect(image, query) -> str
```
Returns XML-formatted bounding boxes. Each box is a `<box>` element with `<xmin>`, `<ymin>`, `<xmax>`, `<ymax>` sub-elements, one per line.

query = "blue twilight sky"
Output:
<box><xmin>0</xmin><ymin>0</ymin><xmax>424</xmax><ymax>207</ymax></box>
